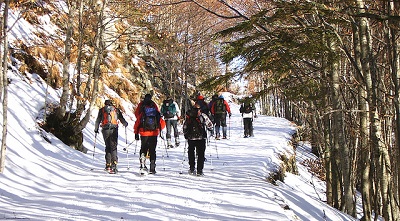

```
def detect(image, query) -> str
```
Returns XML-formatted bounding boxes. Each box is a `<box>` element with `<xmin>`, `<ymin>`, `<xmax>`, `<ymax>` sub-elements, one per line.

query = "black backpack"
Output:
<box><xmin>141</xmin><ymin>103</ymin><xmax>160</xmax><ymax>131</ymax></box>
<box><xmin>243</xmin><ymin>104</ymin><xmax>252</xmax><ymax>113</ymax></box>
<box><xmin>184</xmin><ymin>109</ymin><xmax>205</xmax><ymax>140</ymax></box>
<box><xmin>214</xmin><ymin>98</ymin><xmax>226</xmax><ymax>114</ymax></box>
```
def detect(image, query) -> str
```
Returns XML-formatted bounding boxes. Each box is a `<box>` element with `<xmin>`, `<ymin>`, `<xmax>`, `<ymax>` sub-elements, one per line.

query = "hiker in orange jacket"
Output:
<box><xmin>133</xmin><ymin>94</ymin><xmax>166</xmax><ymax>174</ymax></box>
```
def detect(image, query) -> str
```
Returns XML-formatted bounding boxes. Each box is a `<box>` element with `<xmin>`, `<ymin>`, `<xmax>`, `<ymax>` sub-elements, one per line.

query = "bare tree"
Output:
<box><xmin>0</xmin><ymin>0</ymin><xmax>9</xmax><ymax>173</ymax></box>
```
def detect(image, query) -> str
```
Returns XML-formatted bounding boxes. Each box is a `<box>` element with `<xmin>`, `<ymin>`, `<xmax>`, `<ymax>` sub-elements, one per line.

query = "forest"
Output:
<box><xmin>0</xmin><ymin>0</ymin><xmax>399</xmax><ymax>220</ymax></box>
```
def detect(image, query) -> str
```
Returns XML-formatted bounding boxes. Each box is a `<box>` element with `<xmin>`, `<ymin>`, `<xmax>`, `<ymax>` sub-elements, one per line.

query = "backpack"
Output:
<box><xmin>243</xmin><ymin>103</ymin><xmax>252</xmax><ymax>113</ymax></box>
<box><xmin>141</xmin><ymin>103</ymin><xmax>160</xmax><ymax>131</ymax></box>
<box><xmin>214</xmin><ymin>98</ymin><xmax>226</xmax><ymax>114</ymax></box>
<box><xmin>101</xmin><ymin>105</ymin><xmax>118</xmax><ymax>127</ymax></box>
<box><xmin>162</xmin><ymin>99</ymin><xmax>176</xmax><ymax>119</ymax></box>
<box><xmin>184</xmin><ymin>109</ymin><xmax>205</xmax><ymax>140</ymax></box>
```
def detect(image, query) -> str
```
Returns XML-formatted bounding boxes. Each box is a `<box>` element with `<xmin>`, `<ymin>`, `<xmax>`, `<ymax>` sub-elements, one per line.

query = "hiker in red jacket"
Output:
<box><xmin>134</xmin><ymin>94</ymin><xmax>166</xmax><ymax>174</ymax></box>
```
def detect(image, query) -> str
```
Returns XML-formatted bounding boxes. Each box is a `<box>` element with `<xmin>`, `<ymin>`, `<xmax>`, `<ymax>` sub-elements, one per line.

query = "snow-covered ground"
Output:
<box><xmin>0</xmin><ymin>70</ymin><xmax>356</xmax><ymax>221</ymax></box>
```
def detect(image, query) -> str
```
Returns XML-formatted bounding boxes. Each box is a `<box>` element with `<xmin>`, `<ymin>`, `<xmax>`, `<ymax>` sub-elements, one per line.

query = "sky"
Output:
<box><xmin>0</xmin><ymin>4</ymin><xmax>360</xmax><ymax>221</ymax></box>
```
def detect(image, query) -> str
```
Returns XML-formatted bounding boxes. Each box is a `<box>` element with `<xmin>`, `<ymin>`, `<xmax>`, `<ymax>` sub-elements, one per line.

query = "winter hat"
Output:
<box><xmin>219</xmin><ymin>95</ymin><xmax>224</xmax><ymax>99</ymax></box>
<box><xmin>104</xmin><ymin>100</ymin><xmax>113</xmax><ymax>106</ymax></box>
<box><xmin>144</xmin><ymin>94</ymin><xmax>152</xmax><ymax>100</ymax></box>
<box><xmin>144</xmin><ymin>94</ymin><xmax>152</xmax><ymax>105</ymax></box>
<box><xmin>197</xmin><ymin>95</ymin><xmax>204</xmax><ymax>100</ymax></box>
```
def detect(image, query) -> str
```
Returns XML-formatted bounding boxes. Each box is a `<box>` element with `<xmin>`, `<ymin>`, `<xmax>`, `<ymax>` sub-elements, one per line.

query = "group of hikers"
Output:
<box><xmin>93</xmin><ymin>93</ymin><xmax>256</xmax><ymax>176</ymax></box>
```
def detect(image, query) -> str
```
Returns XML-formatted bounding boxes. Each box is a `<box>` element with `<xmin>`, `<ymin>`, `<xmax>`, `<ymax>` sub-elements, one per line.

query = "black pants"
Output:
<box><xmin>102</xmin><ymin>127</ymin><xmax>118</xmax><ymax>165</ymax></box>
<box><xmin>140</xmin><ymin>136</ymin><xmax>158</xmax><ymax>162</ymax></box>
<box><xmin>243</xmin><ymin>118</ymin><xmax>253</xmax><ymax>137</ymax></box>
<box><xmin>187</xmin><ymin>139</ymin><xmax>206</xmax><ymax>172</ymax></box>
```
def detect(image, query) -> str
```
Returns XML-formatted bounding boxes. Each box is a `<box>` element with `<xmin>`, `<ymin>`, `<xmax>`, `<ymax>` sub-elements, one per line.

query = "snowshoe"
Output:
<box><xmin>108</xmin><ymin>164</ymin><xmax>118</xmax><ymax>174</ymax></box>
<box><xmin>140</xmin><ymin>166</ymin><xmax>148</xmax><ymax>175</ymax></box>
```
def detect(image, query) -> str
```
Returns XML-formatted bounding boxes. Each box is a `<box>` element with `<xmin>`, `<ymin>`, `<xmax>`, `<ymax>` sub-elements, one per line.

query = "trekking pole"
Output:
<box><xmin>229</xmin><ymin>116</ymin><xmax>231</xmax><ymax>139</ymax></box>
<box><xmin>90</xmin><ymin>133</ymin><xmax>98</xmax><ymax>171</ymax></box>
<box><xmin>179</xmin><ymin>141</ymin><xmax>187</xmax><ymax>174</ymax></box>
<box><xmin>124</xmin><ymin>127</ymin><xmax>130</xmax><ymax>170</ymax></box>
<box><xmin>125</xmin><ymin>127</ymin><xmax>127</xmax><ymax>144</ymax></box>
<box><xmin>214</xmin><ymin>137</ymin><xmax>219</xmax><ymax>159</ymax></box>
<box><xmin>134</xmin><ymin>140</ymin><xmax>138</xmax><ymax>155</ymax></box>
<box><xmin>208</xmin><ymin>135</ymin><xmax>214</xmax><ymax>171</ymax></box>
<box><xmin>162</xmin><ymin>131</ymin><xmax>169</xmax><ymax>158</ymax></box>
<box><xmin>126</xmin><ymin>144</ymin><xmax>130</xmax><ymax>170</ymax></box>
<box><xmin>124</xmin><ymin>140</ymin><xmax>135</xmax><ymax>151</ymax></box>
<box><xmin>161</xmin><ymin>143</ymin><xmax>165</xmax><ymax>171</ymax></box>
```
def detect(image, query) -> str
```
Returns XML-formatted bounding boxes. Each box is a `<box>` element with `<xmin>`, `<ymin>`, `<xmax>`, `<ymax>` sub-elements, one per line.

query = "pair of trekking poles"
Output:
<box><xmin>179</xmin><ymin>130</ymin><xmax>219</xmax><ymax>174</ymax></box>
<box><xmin>123</xmin><ymin>129</ymin><xmax>170</xmax><ymax>171</ymax></box>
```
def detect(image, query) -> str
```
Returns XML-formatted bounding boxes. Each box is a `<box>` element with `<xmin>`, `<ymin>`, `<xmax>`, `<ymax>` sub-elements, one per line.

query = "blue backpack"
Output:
<box><xmin>141</xmin><ymin>104</ymin><xmax>160</xmax><ymax>131</ymax></box>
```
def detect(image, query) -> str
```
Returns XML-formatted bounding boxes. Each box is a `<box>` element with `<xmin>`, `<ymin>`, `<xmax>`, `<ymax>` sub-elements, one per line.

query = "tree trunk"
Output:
<box><xmin>56</xmin><ymin>0</ymin><xmax>76</xmax><ymax>119</ymax></box>
<box><xmin>352</xmin><ymin>14</ymin><xmax>372</xmax><ymax>220</ymax></box>
<box><xmin>356</xmin><ymin>0</ymin><xmax>395</xmax><ymax>219</ymax></box>
<box><xmin>0</xmin><ymin>0</ymin><xmax>9</xmax><ymax>173</ymax></box>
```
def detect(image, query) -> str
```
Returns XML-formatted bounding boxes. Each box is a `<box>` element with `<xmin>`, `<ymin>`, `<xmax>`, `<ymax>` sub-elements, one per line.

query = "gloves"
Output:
<box><xmin>135</xmin><ymin>134</ymin><xmax>140</xmax><ymax>140</ymax></box>
<box><xmin>124</xmin><ymin>122</ymin><xmax>128</xmax><ymax>127</ymax></box>
<box><xmin>94</xmin><ymin>129</ymin><xmax>99</xmax><ymax>134</ymax></box>
<box><xmin>229</xmin><ymin>113</ymin><xmax>232</xmax><ymax>118</ymax></box>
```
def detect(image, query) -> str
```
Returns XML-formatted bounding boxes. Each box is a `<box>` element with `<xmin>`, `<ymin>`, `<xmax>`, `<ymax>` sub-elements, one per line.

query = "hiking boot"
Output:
<box><xmin>104</xmin><ymin>163</ymin><xmax>111</xmax><ymax>171</ymax></box>
<box><xmin>188</xmin><ymin>169</ymin><xmax>195</xmax><ymax>175</ymax></box>
<box><xmin>196</xmin><ymin>170</ymin><xmax>204</xmax><ymax>176</ymax></box>
<box><xmin>110</xmin><ymin>163</ymin><xmax>118</xmax><ymax>174</ymax></box>
<box><xmin>140</xmin><ymin>165</ymin><xmax>148</xmax><ymax>171</ymax></box>
<box><xmin>149</xmin><ymin>160</ymin><xmax>156</xmax><ymax>174</ymax></box>
<box><xmin>222</xmin><ymin>136</ymin><xmax>227</xmax><ymax>139</ymax></box>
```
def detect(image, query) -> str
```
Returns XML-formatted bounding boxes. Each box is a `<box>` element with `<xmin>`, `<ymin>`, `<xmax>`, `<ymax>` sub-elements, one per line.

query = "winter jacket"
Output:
<box><xmin>211</xmin><ymin>99</ymin><xmax>231</xmax><ymax>116</ymax></box>
<box><xmin>134</xmin><ymin>101</ymin><xmax>166</xmax><ymax>136</ymax></box>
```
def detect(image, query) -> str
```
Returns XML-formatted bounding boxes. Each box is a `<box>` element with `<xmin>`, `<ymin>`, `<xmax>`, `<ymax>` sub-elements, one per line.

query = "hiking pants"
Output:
<box><xmin>139</xmin><ymin>136</ymin><xmax>158</xmax><ymax>162</ymax></box>
<box><xmin>243</xmin><ymin>118</ymin><xmax>253</xmax><ymax>137</ymax></box>
<box><xmin>214</xmin><ymin>113</ymin><xmax>227</xmax><ymax>137</ymax></box>
<box><xmin>102</xmin><ymin>127</ymin><xmax>118</xmax><ymax>165</ymax></box>
<box><xmin>165</xmin><ymin>119</ymin><xmax>179</xmax><ymax>140</ymax></box>
<box><xmin>187</xmin><ymin>139</ymin><xmax>206</xmax><ymax>172</ymax></box>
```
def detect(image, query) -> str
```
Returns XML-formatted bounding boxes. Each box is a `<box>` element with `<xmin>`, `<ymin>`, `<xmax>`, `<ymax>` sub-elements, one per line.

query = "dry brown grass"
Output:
<box><xmin>301</xmin><ymin>158</ymin><xmax>326</xmax><ymax>181</ymax></box>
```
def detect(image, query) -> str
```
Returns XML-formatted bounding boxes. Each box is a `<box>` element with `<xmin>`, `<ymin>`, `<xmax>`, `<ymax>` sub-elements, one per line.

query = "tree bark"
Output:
<box><xmin>0</xmin><ymin>0</ymin><xmax>9</xmax><ymax>173</ymax></box>
<box><xmin>56</xmin><ymin>0</ymin><xmax>76</xmax><ymax>119</ymax></box>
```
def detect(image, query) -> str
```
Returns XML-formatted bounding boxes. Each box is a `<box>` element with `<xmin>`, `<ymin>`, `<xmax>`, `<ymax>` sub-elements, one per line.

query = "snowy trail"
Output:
<box><xmin>0</xmin><ymin>73</ymin><xmax>357</xmax><ymax>220</ymax></box>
